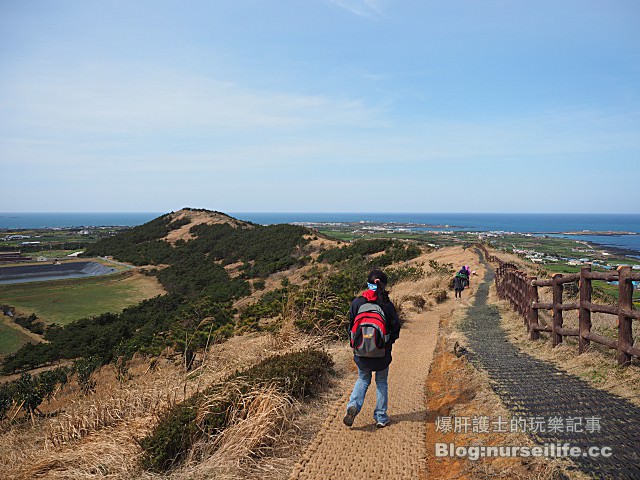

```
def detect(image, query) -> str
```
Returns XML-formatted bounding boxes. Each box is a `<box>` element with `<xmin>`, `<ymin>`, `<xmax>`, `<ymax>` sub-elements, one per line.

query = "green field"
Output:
<box><xmin>0</xmin><ymin>271</ymin><xmax>163</xmax><ymax>326</ymax></box>
<box><xmin>29</xmin><ymin>249</ymin><xmax>83</xmax><ymax>258</ymax></box>
<box><xmin>0</xmin><ymin>321</ymin><xmax>36</xmax><ymax>357</ymax></box>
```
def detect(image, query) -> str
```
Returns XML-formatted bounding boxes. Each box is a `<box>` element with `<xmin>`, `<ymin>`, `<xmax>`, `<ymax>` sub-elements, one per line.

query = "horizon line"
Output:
<box><xmin>1</xmin><ymin>211</ymin><xmax>639</xmax><ymax>216</ymax></box>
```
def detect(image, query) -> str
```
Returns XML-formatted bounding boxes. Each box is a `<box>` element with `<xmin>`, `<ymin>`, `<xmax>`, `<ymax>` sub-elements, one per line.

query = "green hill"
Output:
<box><xmin>2</xmin><ymin>209</ymin><xmax>422</xmax><ymax>375</ymax></box>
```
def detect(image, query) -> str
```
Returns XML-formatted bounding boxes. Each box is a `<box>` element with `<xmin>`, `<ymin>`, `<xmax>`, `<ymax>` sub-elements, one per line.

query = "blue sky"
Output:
<box><xmin>1</xmin><ymin>0</ymin><xmax>639</xmax><ymax>213</ymax></box>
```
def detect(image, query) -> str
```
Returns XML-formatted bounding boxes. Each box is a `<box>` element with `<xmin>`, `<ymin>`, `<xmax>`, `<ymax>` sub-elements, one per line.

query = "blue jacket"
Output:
<box><xmin>348</xmin><ymin>292</ymin><xmax>401</xmax><ymax>371</ymax></box>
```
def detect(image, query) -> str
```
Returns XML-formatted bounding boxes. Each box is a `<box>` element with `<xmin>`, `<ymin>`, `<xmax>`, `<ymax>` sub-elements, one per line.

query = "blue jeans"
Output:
<box><xmin>346</xmin><ymin>366</ymin><xmax>389</xmax><ymax>423</ymax></box>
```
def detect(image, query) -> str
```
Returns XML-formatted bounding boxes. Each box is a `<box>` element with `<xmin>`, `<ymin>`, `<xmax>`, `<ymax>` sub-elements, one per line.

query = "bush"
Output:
<box><xmin>405</xmin><ymin>295</ymin><xmax>426</xmax><ymax>310</ymax></box>
<box><xmin>432</xmin><ymin>289</ymin><xmax>448</xmax><ymax>303</ymax></box>
<box><xmin>428</xmin><ymin>259</ymin><xmax>455</xmax><ymax>276</ymax></box>
<box><xmin>387</xmin><ymin>263</ymin><xmax>425</xmax><ymax>283</ymax></box>
<box><xmin>318</xmin><ymin>239</ymin><xmax>392</xmax><ymax>264</ymax></box>
<box><xmin>140</xmin><ymin>392</ymin><xmax>207</xmax><ymax>472</ymax></box>
<box><xmin>13</xmin><ymin>313</ymin><xmax>46</xmax><ymax>336</ymax></box>
<box><xmin>0</xmin><ymin>366</ymin><xmax>71</xmax><ymax>421</ymax></box>
<box><xmin>238</xmin><ymin>288</ymin><xmax>288</xmax><ymax>333</ymax></box>
<box><xmin>0</xmin><ymin>384</ymin><xmax>13</xmax><ymax>420</ymax></box>
<box><xmin>74</xmin><ymin>357</ymin><xmax>100</xmax><ymax>394</ymax></box>
<box><xmin>140</xmin><ymin>349</ymin><xmax>333</xmax><ymax>472</ymax></box>
<box><xmin>374</xmin><ymin>243</ymin><xmax>422</xmax><ymax>267</ymax></box>
<box><xmin>37</xmin><ymin>367</ymin><xmax>69</xmax><ymax>400</ymax></box>
<box><xmin>4</xmin><ymin>214</ymin><xmax>314</xmax><ymax>374</ymax></box>
<box><xmin>12</xmin><ymin>373</ymin><xmax>43</xmax><ymax>416</ymax></box>
<box><xmin>238</xmin><ymin>349</ymin><xmax>334</xmax><ymax>399</ymax></box>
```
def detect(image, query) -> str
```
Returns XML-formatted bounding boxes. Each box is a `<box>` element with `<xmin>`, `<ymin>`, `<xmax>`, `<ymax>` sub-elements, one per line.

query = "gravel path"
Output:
<box><xmin>461</xmin><ymin>248</ymin><xmax>640</xmax><ymax>480</ymax></box>
<box><xmin>289</xmin><ymin>302</ymin><xmax>440</xmax><ymax>480</ymax></box>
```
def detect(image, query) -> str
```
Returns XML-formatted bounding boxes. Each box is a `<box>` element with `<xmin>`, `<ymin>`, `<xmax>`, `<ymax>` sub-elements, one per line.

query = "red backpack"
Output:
<box><xmin>350</xmin><ymin>301</ymin><xmax>389</xmax><ymax>358</ymax></box>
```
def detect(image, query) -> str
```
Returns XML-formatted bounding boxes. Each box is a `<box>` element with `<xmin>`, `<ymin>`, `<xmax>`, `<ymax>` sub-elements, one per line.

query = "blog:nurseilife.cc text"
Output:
<box><xmin>435</xmin><ymin>442</ymin><xmax>612</xmax><ymax>461</ymax></box>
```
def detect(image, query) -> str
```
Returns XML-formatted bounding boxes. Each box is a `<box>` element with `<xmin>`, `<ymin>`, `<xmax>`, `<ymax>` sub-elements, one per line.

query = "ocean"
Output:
<box><xmin>232</xmin><ymin>213</ymin><xmax>640</xmax><ymax>255</ymax></box>
<box><xmin>0</xmin><ymin>212</ymin><xmax>162</xmax><ymax>229</ymax></box>
<box><xmin>1</xmin><ymin>212</ymin><xmax>639</xmax><ymax>255</ymax></box>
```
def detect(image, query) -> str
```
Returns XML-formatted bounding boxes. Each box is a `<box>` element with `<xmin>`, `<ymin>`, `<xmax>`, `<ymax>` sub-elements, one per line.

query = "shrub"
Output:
<box><xmin>0</xmin><ymin>384</ymin><xmax>13</xmax><ymax>420</ymax></box>
<box><xmin>238</xmin><ymin>287</ymin><xmax>289</xmax><ymax>333</ymax></box>
<box><xmin>140</xmin><ymin>349</ymin><xmax>333</xmax><ymax>472</ymax></box>
<box><xmin>238</xmin><ymin>349</ymin><xmax>334</xmax><ymax>399</ymax></box>
<box><xmin>428</xmin><ymin>259</ymin><xmax>455</xmax><ymax>276</ymax></box>
<box><xmin>374</xmin><ymin>243</ymin><xmax>422</xmax><ymax>267</ymax></box>
<box><xmin>37</xmin><ymin>367</ymin><xmax>69</xmax><ymax>401</ymax></box>
<box><xmin>387</xmin><ymin>263</ymin><xmax>425</xmax><ymax>283</ymax></box>
<box><xmin>407</xmin><ymin>295</ymin><xmax>426</xmax><ymax>310</ymax></box>
<box><xmin>318</xmin><ymin>239</ymin><xmax>392</xmax><ymax>264</ymax></box>
<box><xmin>432</xmin><ymin>289</ymin><xmax>448</xmax><ymax>303</ymax></box>
<box><xmin>140</xmin><ymin>392</ymin><xmax>206</xmax><ymax>472</ymax></box>
<box><xmin>13</xmin><ymin>313</ymin><xmax>46</xmax><ymax>336</ymax></box>
<box><xmin>74</xmin><ymin>357</ymin><xmax>100</xmax><ymax>395</ymax></box>
<box><xmin>12</xmin><ymin>373</ymin><xmax>44</xmax><ymax>416</ymax></box>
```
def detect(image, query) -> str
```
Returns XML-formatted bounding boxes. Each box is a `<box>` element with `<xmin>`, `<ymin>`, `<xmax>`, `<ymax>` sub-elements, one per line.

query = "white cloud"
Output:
<box><xmin>2</xmin><ymin>61</ymin><xmax>639</xmax><ymax>212</ymax></box>
<box><xmin>0</xmin><ymin>63</ymin><xmax>382</xmax><ymax>137</ymax></box>
<box><xmin>326</xmin><ymin>0</ymin><xmax>384</xmax><ymax>18</ymax></box>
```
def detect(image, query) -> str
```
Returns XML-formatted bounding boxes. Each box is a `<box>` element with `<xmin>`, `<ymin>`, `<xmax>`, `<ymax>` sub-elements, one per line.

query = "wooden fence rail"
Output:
<box><xmin>477</xmin><ymin>244</ymin><xmax>640</xmax><ymax>366</ymax></box>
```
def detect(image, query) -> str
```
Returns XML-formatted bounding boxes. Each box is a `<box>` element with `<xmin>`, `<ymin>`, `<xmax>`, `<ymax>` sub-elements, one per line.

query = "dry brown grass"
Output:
<box><xmin>0</xmin><ymin>318</ymin><xmax>345</xmax><ymax>480</ymax></box>
<box><xmin>223</xmin><ymin>261</ymin><xmax>245</xmax><ymax>278</ymax></box>
<box><xmin>14</xmin><ymin>419</ymin><xmax>151</xmax><ymax>479</ymax></box>
<box><xmin>303</xmin><ymin>234</ymin><xmax>341</xmax><ymax>261</ymax></box>
<box><xmin>163</xmin><ymin>209</ymin><xmax>252</xmax><ymax>245</ymax></box>
<box><xmin>173</xmin><ymin>385</ymin><xmax>296</xmax><ymax>480</ymax></box>
<box><xmin>123</xmin><ymin>270</ymin><xmax>166</xmax><ymax>299</ymax></box>
<box><xmin>44</xmin><ymin>382</ymin><xmax>166</xmax><ymax>447</ymax></box>
<box><xmin>0</xmin><ymin>331</ymin><xmax>291</xmax><ymax>479</ymax></box>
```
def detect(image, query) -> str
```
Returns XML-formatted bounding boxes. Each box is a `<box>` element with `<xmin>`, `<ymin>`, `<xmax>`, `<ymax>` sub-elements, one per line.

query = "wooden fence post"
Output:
<box><xmin>519</xmin><ymin>272</ymin><xmax>527</xmax><ymax>325</ymax></box>
<box><xmin>552</xmin><ymin>273</ymin><xmax>564</xmax><ymax>347</ymax></box>
<box><xmin>579</xmin><ymin>266</ymin><xmax>592</xmax><ymax>354</ymax></box>
<box><xmin>519</xmin><ymin>272</ymin><xmax>526</xmax><ymax>321</ymax></box>
<box><xmin>528</xmin><ymin>277</ymin><xmax>539</xmax><ymax>340</ymax></box>
<box><xmin>521</xmin><ymin>273</ymin><xmax>527</xmax><ymax>326</ymax></box>
<box><xmin>617</xmin><ymin>266</ymin><xmax>634</xmax><ymax>366</ymax></box>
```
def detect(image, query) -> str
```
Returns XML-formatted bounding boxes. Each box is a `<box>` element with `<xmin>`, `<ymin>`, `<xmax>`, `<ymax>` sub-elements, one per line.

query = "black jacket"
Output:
<box><xmin>348</xmin><ymin>294</ymin><xmax>401</xmax><ymax>371</ymax></box>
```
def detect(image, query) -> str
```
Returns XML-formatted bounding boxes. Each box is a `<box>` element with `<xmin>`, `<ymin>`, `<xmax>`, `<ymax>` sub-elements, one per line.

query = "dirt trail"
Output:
<box><xmin>289</xmin><ymin>248</ymin><xmax>479</xmax><ymax>480</ymax></box>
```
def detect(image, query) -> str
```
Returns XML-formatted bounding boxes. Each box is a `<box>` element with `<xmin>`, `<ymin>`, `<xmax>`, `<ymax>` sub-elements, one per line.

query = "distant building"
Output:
<box><xmin>1</xmin><ymin>234</ymin><xmax>31</xmax><ymax>241</ymax></box>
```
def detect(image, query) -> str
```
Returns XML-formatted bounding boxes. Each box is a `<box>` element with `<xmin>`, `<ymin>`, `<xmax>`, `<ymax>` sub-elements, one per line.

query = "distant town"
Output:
<box><xmin>1</xmin><ymin>222</ymin><xmax>639</xmax><ymax>275</ymax></box>
<box><xmin>298</xmin><ymin>221</ymin><xmax>640</xmax><ymax>272</ymax></box>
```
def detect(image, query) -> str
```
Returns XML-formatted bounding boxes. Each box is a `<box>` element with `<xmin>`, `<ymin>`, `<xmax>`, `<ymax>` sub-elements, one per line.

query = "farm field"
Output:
<box><xmin>0</xmin><ymin>270</ymin><xmax>165</xmax><ymax>326</ymax></box>
<box><xmin>0</xmin><ymin>320</ymin><xmax>35</xmax><ymax>357</ymax></box>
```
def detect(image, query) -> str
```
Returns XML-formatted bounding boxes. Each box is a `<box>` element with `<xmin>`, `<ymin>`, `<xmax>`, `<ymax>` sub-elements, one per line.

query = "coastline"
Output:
<box><xmin>579</xmin><ymin>241</ymin><xmax>640</xmax><ymax>261</ymax></box>
<box><xmin>1</xmin><ymin>213</ymin><xmax>639</xmax><ymax>262</ymax></box>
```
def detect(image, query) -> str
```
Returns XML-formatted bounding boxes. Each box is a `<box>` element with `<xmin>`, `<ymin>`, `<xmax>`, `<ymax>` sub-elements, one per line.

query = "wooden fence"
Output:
<box><xmin>477</xmin><ymin>245</ymin><xmax>640</xmax><ymax>366</ymax></box>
